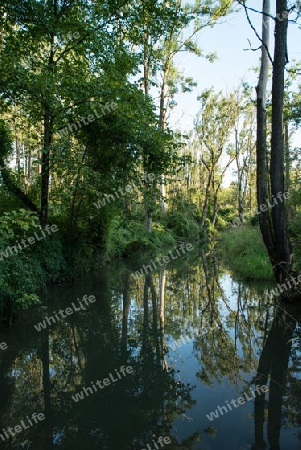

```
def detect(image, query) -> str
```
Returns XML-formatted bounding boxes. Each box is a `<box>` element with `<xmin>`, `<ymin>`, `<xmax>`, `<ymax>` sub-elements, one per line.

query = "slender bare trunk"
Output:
<box><xmin>159</xmin><ymin>62</ymin><xmax>169</xmax><ymax>214</ymax></box>
<box><xmin>235</xmin><ymin>128</ymin><xmax>244</xmax><ymax>223</ymax></box>
<box><xmin>284</xmin><ymin>122</ymin><xmax>292</xmax><ymax>220</ymax></box>
<box><xmin>40</xmin><ymin>107</ymin><xmax>53</xmax><ymax>226</ymax></box>
<box><xmin>256</xmin><ymin>0</ymin><xmax>277</xmax><ymax>267</ymax></box>
<box><xmin>143</xmin><ymin>33</ymin><xmax>154</xmax><ymax>232</ymax></box>
<box><xmin>14</xmin><ymin>116</ymin><xmax>21</xmax><ymax>177</ymax></box>
<box><xmin>200</xmin><ymin>165</ymin><xmax>213</xmax><ymax>227</ymax></box>
<box><xmin>270</xmin><ymin>0</ymin><xmax>290</xmax><ymax>282</ymax></box>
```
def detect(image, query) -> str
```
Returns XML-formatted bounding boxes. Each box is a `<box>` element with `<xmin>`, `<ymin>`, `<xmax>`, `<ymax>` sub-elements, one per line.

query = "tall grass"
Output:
<box><xmin>219</xmin><ymin>225</ymin><xmax>274</xmax><ymax>280</ymax></box>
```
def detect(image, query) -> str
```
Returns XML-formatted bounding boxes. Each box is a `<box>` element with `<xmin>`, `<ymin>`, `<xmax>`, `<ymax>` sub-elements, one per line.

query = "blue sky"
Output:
<box><xmin>170</xmin><ymin>1</ymin><xmax>301</xmax><ymax>133</ymax></box>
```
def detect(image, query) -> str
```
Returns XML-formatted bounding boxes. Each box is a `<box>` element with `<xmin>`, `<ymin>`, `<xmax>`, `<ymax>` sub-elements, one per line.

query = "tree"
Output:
<box><xmin>234</xmin><ymin>89</ymin><xmax>256</xmax><ymax>223</ymax></box>
<box><xmin>155</xmin><ymin>0</ymin><xmax>232</xmax><ymax>214</ymax></box>
<box><xmin>242</xmin><ymin>0</ymin><xmax>292</xmax><ymax>284</ymax></box>
<box><xmin>255</xmin><ymin>0</ymin><xmax>276</xmax><ymax>272</ymax></box>
<box><xmin>123</xmin><ymin>0</ymin><xmax>232</xmax><ymax>229</ymax></box>
<box><xmin>270</xmin><ymin>0</ymin><xmax>291</xmax><ymax>283</ymax></box>
<box><xmin>195</xmin><ymin>89</ymin><xmax>238</xmax><ymax>227</ymax></box>
<box><xmin>0</xmin><ymin>0</ymin><xmax>134</xmax><ymax>226</ymax></box>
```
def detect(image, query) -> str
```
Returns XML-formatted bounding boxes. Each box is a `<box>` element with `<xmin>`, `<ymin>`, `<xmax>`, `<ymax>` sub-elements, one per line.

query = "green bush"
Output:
<box><xmin>214</xmin><ymin>215</ymin><xmax>227</xmax><ymax>231</ymax></box>
<box><xmin>164</xmin><ymin>210</ymin><xmax>201</xmax><ymax>240</ymax></box>
<box><xmin>0</xmin><ymin>209</ymin><xmax>67</xmax><ymax>323</ymax></box>
<box><xmin>104</xmin><ymin>217</ymin><xmax>175</xmax><ymax>260</ymax></box>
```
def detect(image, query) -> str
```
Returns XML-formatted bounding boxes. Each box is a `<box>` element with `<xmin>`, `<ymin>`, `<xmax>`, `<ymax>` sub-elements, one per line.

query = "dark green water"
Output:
<box><xmin>1</xmin><ymin>247</ymin><xmax>301</xmax><ymax>450</ymax></box>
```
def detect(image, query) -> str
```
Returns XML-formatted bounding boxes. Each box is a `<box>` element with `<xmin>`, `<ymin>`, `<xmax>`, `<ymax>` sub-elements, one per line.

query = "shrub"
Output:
<box><xmin>288</xmin><ymin>212</ymin><xmax>301</xmax><ymax>271</ymax></box>
<box><xmin>164</xmin><ymin>210</ymin><xmax>201</xmax><ymax>240</ymax></box>
<box><xmin>104</xmin><ymin>217</ymin><xmax>175</xmax><ymax>260</ymax></box>
<box><xmin>0</xmin><ymin>209</ymin><xmax>65</xmax><ymax>323</ymax></box>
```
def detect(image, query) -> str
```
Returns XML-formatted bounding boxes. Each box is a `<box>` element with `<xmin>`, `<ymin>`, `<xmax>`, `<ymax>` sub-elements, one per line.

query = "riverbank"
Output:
<box><xmin>219</xmin><ymin>225</ymin><xmax>274</xmax><ymax>281</ymax></box>
<box><xmin>0</xmin><ymin>208</ymin><xmax>203</xmax><ymax>325</ymax></box>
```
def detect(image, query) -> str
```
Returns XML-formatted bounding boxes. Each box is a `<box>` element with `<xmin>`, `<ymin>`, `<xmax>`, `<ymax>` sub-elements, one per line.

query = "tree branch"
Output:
<box><xmin>237</xmin><ymin>0</ymin><xmax>274</xmax><ymax>65</ymax></box>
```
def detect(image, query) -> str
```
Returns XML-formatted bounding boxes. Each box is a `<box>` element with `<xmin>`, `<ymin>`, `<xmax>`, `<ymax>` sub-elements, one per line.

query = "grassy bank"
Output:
<box><xmin>219</xmin><ymin>225</ymin><xmax>274</xmax><ymax>281</ymax></box>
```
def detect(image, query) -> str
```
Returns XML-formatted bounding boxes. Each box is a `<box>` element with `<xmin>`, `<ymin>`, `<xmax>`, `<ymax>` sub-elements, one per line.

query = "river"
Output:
<box><xmin>0</xmin><ymin>245</ymin><xmax>300</xmax><ymax>449</ymax></box>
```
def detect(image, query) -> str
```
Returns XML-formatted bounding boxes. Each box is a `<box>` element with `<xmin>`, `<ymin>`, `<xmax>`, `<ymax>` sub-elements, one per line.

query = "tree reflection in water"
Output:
<box><xmin>0</xmin><ymin>249</ymin><xmax>301</xmax><ymax>449</ymax></box>
<box><xmin>252</xmin><ymin>303</ymin><xmax>301</xmax><ymax>450</ymax></box>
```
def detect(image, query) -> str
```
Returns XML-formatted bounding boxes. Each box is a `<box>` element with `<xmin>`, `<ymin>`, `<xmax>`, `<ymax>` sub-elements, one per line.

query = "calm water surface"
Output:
<box><xmin>1</xmin><ymin>246</ymin><xmax>301</xmax><ymax>450</ymax></box>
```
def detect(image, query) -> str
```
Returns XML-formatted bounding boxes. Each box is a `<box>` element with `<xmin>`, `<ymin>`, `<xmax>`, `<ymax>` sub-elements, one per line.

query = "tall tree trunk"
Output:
<box><xmin>212</xmin><ymin>188</ymin><xmax>218</xmax><ymax>227</ymax></box>
<box><xmin>284</xmin><ymin>122</ymin><xmax>292</xmax><ymax>220</ymax></box>
<box><xmin>235</xmin><ymin>128</ymin><xmax>244</xmax><ymax>223</ymax></box>
<box><xmin>40</xmin><ymin>108</ymin><xmax>53</xmax><ymax>226</ymax></box>
<box><xmin>28</xmin><ymin>148</ymin><xmax>32</xmax><ymax>181</ymax></box>
<box><xmin>270</xmin><ymin>0</ymin><xmax>290</xmax><ymax>282</ymax></box>
<box><xmin>256</xmin><ymin>0</ymin><xmax>291</xmax><ymax>285</ymax></box>
<box><xmin>40</xmin><ymin>35</ymin><xmax>55</xmax><ymax>227</ymax></box>
<box><xmin>143</xmin><ymin>33</ymin><xmax>154</xmax><ymax>232</ymax></box>
<box><xmin>14</xmin><ymin>115</ymin><xmax>21</xmax><ymax>177</ymax></box>
<box><xmin>143</xmin><ymin>32</ymin><xmax>149</xmax><ymax>97</ymax></box>
<box><xmin>200</xmin><ymin>164</ymin><xmax>213</xmax><ymax>227</ymax></box>
<box><xmin>159</xmin><ymin>61</ymin><xmax>169</xmax><ymax>214</ymax></box>
<box><xmin>256</xmin><ymin>0</ymin><xmax>277</xmax><ymax>269</ymax></box>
